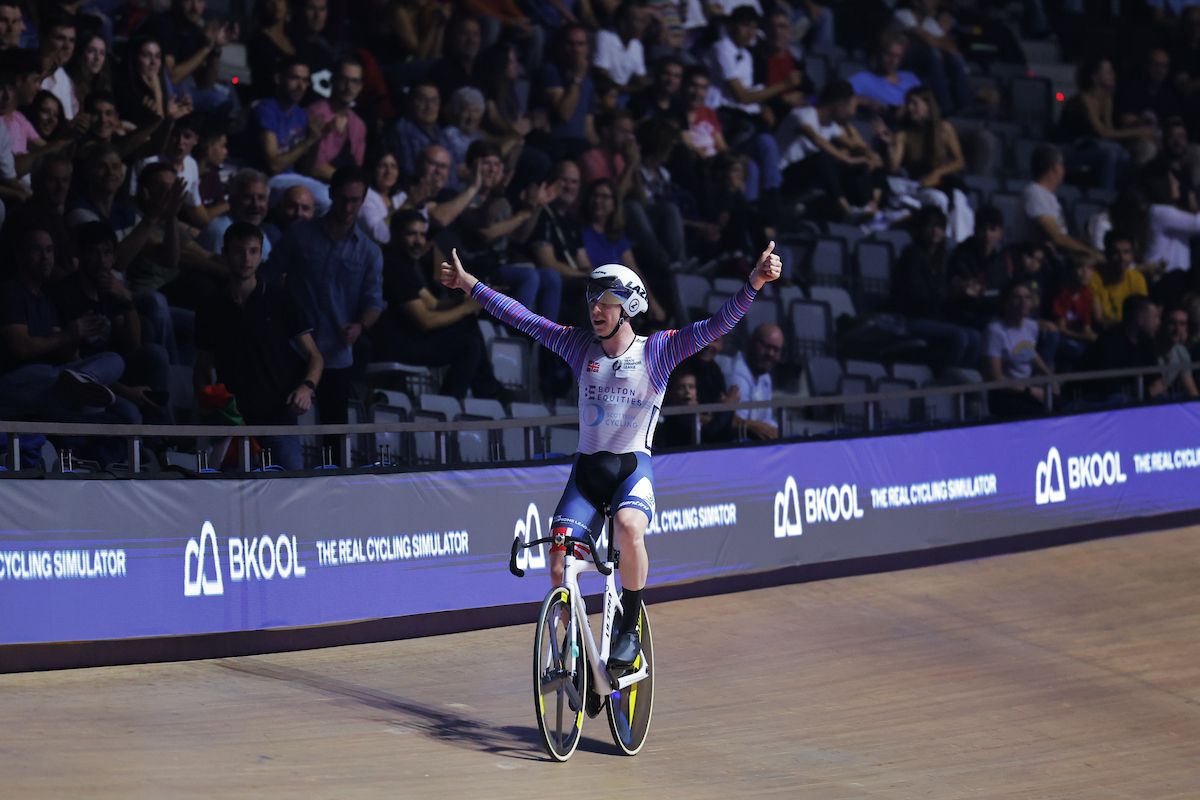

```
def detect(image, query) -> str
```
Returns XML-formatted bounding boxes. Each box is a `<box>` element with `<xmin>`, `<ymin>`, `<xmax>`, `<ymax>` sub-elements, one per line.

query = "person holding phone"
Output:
<box><xmin>51</xmin><ymin>222</ymin><xmax>174</xmax><ymax>423</ymax></box>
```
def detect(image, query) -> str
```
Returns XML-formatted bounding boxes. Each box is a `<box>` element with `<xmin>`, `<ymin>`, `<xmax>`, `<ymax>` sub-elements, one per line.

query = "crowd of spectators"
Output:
<box><xmin>0</xmin><ymin>0</ymin><xmax>1197</xmax><ymax>467</ymax></box>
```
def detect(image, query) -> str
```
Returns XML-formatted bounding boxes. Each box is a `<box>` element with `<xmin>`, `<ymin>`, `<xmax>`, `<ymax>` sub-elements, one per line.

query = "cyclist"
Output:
<box><xmin>439</xmin><ymin>244</ymin><xmax>782</xmax><ymax>667</ymax></box>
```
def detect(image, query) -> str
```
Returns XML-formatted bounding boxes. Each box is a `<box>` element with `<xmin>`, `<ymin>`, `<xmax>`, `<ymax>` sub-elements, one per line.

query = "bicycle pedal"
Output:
<box><xmin>585</xmin><ymin>690</ymin><xmax>605</xmax><ymax>718</ymax></box>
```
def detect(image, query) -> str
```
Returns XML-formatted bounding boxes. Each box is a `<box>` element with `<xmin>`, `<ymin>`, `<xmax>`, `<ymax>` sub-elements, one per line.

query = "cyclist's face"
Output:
<box><xmin>589</xmin><ymin>300</ymin><xmax>622</xmax><ymax>335</ymax></box>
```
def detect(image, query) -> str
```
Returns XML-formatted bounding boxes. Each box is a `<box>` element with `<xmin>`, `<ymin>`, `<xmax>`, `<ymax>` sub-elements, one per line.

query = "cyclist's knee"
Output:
<box><xmin>614</xmin><ymin>508</ymin><xmax>648</xmax><ymax>546</ymax></box>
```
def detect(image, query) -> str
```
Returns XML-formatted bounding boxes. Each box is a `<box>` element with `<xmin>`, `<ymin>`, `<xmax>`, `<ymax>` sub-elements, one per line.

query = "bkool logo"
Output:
<box><xmin>184</xmin><ymin>521</ymin><xmax>224</xmax><ymax>597</ymax></box>
<box><xmin>514</xmin><ymin>503</ymin><xmax>547</xmax><ymax>571</ymax></box>
<box><xmin>774</xmin><ymin>476</ymin><xmax>803</xmax><ymax>538</ymax></box>
<box><xmin>1036</xmin><ymin>447</ymin><xmax>1067</xmax><ymax>505</ymax></box>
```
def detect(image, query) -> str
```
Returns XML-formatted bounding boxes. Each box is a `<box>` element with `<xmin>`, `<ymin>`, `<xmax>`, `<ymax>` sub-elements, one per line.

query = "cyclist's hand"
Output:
<box><xmin>438</xmin><ymin>248</ymin><xmax>479</xmax><ymax>293</ymax></box>
<box><xmin>750</xmin><ymin>240</ymin><xmax>783</xmax><ymax>290</ymax></box>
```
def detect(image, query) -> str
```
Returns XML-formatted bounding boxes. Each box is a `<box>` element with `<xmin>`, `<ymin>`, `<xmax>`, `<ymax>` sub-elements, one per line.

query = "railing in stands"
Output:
<box><xmin>0</xmin><ymin>364</ymin><xmax>1185</xmax><ymax>474</ymax></box>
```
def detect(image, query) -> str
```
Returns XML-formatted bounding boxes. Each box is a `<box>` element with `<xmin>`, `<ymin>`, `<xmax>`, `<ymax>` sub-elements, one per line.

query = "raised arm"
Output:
<box><xmin>646</xmin><ymin>242</ymin><xmax>782</xmax><ymax>389</ymax></box>
<box><xmin>439</xmin><ymin>248</ymin><xmax>590</xmax><ymax>374</ymax></box>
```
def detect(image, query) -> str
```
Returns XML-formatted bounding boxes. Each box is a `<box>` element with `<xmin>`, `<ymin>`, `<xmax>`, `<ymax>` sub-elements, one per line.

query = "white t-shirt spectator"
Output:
<box><xmin>775</xmin><ymin>106</ymin><xmax>843</xmax><ymax>168</ymax></box>
<box><xmin>721</xmin><ymin>351</ymin><xmax>776</xmax><ymax>427</ymax></box>
<box><xmin>358</xmin><ymin>187</ymin><xmax>409</xmax><ymax>245</ymax></box>
<box><xmin>42</xmin><ymin>67</ymin><xmax>77</xmax><ymax>120</ymax></box>
<box><xmin>1145</xmin><ymin>204</ymin><xmax>1200</xmax><ymax>272</ymax></box>
<box><xmin>1017</xmin><ymin>182</ymin><xmax>1066</xmax><ymax>245</ymax></box>
<box><xmin>986</xmin><ymin>318</ymin><xmax>1040</xmax><ymax>379</ymax></box>
<box><xmin>707</xmin><ymin>35</ymin><xmax>761</xmax><ymax>113</ymax></box>
<box><xmin>593</xmin><ymin>29</ymin><xmax>646</xmax><ymax>88</ymax></box>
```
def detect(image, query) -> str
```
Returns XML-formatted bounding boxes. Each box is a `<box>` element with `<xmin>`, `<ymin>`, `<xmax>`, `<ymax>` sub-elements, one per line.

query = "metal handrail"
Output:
<box><xmin>0</xmin><ymin>363</ymin><xmax>1186</xmax><ymax>473</ymax></box>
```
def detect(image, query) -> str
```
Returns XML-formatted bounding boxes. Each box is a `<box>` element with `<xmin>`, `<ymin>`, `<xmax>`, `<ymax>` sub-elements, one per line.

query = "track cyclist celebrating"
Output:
<box><xmin>439</xmin><ymin>244</ymin><xmax>783</xmax><ymax>668</ymax></box>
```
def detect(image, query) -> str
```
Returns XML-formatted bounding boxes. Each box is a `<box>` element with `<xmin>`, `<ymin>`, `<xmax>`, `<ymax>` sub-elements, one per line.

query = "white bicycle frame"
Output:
<box><xmin>559</xmin><ymin>540</ymin><xmax>649</xmax><ymax>695</ymax></box>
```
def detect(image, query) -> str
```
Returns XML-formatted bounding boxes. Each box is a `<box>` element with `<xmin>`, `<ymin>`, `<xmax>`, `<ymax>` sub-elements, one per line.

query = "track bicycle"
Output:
<box><xmin>508</xmin><ymin>511</ymin><xmax>655</xmax><ymax>761</ymax></box>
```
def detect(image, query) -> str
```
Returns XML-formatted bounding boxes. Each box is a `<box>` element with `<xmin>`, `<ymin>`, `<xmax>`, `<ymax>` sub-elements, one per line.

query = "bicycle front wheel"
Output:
<box><xmin>533</xmin><ymin>587</ymin><xmax>588</xmax><ymax>762</ymax></box>
<box><xmin>607</xmin><ymin>601</ymin><xmax>654</xmax><ymax>755</ymax></box>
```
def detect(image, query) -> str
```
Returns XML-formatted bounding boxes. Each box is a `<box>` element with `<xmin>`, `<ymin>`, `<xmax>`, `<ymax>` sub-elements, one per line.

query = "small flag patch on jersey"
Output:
<box><xmin>587</xmin><ymin>360</ymin><xmax>600</xmax><ymax>373</ymax></box>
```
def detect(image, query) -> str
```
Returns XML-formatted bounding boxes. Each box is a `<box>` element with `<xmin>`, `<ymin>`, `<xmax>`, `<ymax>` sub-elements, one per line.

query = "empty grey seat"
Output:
<box><xmin>891</xmin><ymin>362</ymin><xmax>934</xmax><ymax>387</ymax></box>
<box><xmin>805</xmin><ymin>355</ymin><xmax>843</xmax><ymax>396</ymax></box>
<box><xmin>788</xmin><ymin>299</ymin><xmax>831</xmax><ymax>361</ymax></box>
<box><xmin>808</xmin><ymin>237</ymin><xmax>848</xmax><ymax>287</ymax></box>
<box><xmin>844</xmin><ymin>359</ymin><xmax>887</xmax><ymax>382</ymax></box>
<box><xmin>810</xmin><ymin>286</ymin><xmax>856</xmax><ymax>322</ymax></box>
<box><xmin>417</xmin><ymin>393</ymin><xmax>463</xmax><ymax>420</ymax></box>
<box><xmin>674</xmin><ymin>273</ymin><xmax>711</xmax><ymax>323</ymax></box>
<box><xmin>875</xmin><ymin>378</ymin><xmax>918</xmax><ymax>426</ymax></box>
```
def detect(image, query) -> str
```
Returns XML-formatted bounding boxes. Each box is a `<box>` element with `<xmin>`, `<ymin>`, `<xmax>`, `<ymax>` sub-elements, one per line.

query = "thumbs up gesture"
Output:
<box><xmin>751</xmin><ymin>241</ymin><xmax>783</xmax><ymax>290</ymax></box>
<box><xmin>438</xmin><ymin>248</ymin><xmax>479</xmax><ymax>293</ymax></box>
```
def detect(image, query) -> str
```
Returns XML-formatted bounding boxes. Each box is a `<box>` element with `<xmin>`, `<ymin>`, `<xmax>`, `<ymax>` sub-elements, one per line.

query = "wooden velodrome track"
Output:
<box><xmin>3</xmin><ymin>526</ymin><xmax>1198</xmax><ymax>798</ymax></box>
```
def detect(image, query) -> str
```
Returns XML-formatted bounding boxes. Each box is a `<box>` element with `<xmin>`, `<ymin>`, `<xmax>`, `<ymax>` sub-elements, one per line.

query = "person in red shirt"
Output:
<box><xmin>1051</xmin><ymin>255</ymin><xmax>1099</xmax><ymax>371</ymax></box>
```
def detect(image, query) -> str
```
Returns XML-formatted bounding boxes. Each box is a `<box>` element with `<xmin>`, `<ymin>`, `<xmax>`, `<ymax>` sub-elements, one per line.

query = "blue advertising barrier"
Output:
<box><xmin>2</xmin><ymin>403</ymin><xmax>1198</xmax><ymax>649</ymax></box>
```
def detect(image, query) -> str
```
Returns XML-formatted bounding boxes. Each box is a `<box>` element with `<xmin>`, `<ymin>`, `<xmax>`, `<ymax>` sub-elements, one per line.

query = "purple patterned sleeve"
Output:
<box><xmin>471</xmin><ymin>282</ymin><xmax>591</xmax><ymax>378</ymax></box>
<box><xmin>645</xmin><ymin>283</ymin><xmax>758</xmax><ymax>393</ymax></box>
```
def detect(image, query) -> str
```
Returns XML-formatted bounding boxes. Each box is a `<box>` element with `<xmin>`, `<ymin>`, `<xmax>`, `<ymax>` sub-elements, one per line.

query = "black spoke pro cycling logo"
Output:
<box><xmin>1035</xmin><ymin>446</ymin><xmax>1128</xmax><ymax>506</ymax></box>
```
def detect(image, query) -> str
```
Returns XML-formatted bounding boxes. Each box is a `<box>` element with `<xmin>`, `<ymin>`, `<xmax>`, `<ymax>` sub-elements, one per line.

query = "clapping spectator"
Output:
<box><xmin>115</xmin><ymin>36</ymin><xmax>181</xmax><ymax>128</ymax></box>
<box><xmin>253</xmin><ymin>57</ymin><xmax>330</xmax><ymax>212</ymax></box>
<box><xmin>142</xmin><ymin>0</ymin><xmax>239</xmax><ymax>119</ymax></box>
<box><xmin>455</xmin><ymin>140</ymin><xmax>562</xmax><ymax>320</ymax></box>
<box><xmin>372</xmin><ymin>209</ymin><xmax>507</xmax><ymax>399</ymax></box>
<box><xmin>305</xmin><ymin>56</ymin><xmax>368</xmax><ymax>182</ymax></box>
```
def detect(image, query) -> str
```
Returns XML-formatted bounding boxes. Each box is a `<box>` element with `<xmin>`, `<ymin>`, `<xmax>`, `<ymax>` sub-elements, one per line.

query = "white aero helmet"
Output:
<box><xmin>586</xmin><ymin>264</ymin><xmax>647</xmax><ymax>317</ymax></box>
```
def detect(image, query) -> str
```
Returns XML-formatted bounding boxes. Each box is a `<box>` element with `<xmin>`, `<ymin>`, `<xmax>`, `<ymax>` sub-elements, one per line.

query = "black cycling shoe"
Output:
<box><xmin>608</xmin><ymin>630</ymin><xmax>641</xmax><ymax>668</ymax></box>
<box><xmin>585</xmin><ymin>689</ymin><xmax>605</xmax><ymax>718</ymax></box>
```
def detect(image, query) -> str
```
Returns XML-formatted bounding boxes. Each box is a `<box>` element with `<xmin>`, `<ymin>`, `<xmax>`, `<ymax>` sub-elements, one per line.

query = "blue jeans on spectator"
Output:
<box><xmin>0</xmin><ymin>353</ymin><xmax>140</xmax><ymax>424</ymax></box>
<box><xmin>136</xmin><ymin>291</ymin><xmax>195</xmax><ymax>365</ymax></box>
<box><xmin>742</xmin><ymin>133</ymin><xmax>782</xmax><ymax>201</ymax></box>
<box><xmin>907</xmin><ymin>318</ymin><xmax>983</xmax><ymax>369</ymax></box>
<box><xmin>1063</xmin><ymin>138</ymin><xmax>1129</xmax><ymax>191</ymax></box>
<box><xmin>903</xmin><ymin>44</ymin><xmax>971</xmax><ymax>115</ymax></box>
<box><xmin>124</xmin><ymin>343</ymin><xmax>173</xmax><ymax>424</ymax></box>
<box><xmin>258</xmin><ymin>430</ymin><xmax>304</xmax><ymax>471</ymax></box>
<box><xmin>496</xmin><ymin>263</ymin><xmax>563</xmax><ymax>322</ymax></box>
<box><xmin>626</xmin><ymin>199</ymin><xmax>687</xmax><ymax>268</ymax></box>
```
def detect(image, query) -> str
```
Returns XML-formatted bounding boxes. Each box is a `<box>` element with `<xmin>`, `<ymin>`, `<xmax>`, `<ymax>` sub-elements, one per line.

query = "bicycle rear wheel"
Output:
<box><xmin>533</xmin><ymin>587</ymin><xmax>588</xmax><ymax>762</ymax></box>
<box><xmin>607</xmin><ymin>601</ymin><xmax>654</xmax><ymax>755</ymax></box>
